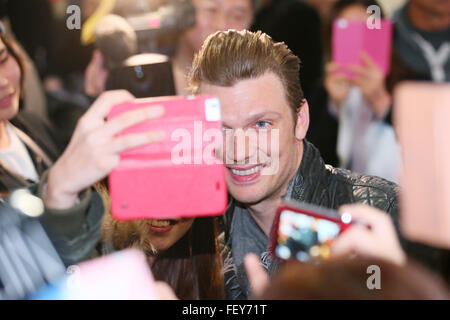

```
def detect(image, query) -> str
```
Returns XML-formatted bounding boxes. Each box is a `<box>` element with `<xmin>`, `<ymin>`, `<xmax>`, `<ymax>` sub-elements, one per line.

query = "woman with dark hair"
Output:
<box><xmin>0</xmin><ymin>30</ymin><xmax>61</xmax><ymax>195</ymax></box>
<box><xmin>308</xmin><ymin>0</ymin><xmax>400</xmax><ymax>183</ymax></box>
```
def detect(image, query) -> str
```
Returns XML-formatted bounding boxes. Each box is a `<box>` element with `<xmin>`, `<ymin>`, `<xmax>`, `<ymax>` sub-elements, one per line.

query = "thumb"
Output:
<box><xmin>244</xmin><ymin>253</ymin><xmax>270</xmax><ymax>298</ymax></box>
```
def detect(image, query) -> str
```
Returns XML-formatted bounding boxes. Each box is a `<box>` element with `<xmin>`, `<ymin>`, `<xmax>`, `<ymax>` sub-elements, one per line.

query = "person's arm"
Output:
<box><xmin>324</xmin><ymin>62</ymin><xmax>351</xmax><ymax>110</ymax></box>
<box><xmin>31</xmin><ymin>90</ymin><xmax>165</xmax><ymax>265</ymax></box>
<box><xmin>42</xmin><ymin>90</ymin><xmax>165</xmax><ymax>210</ymax></box>
<box><xmin>349</xmin><ymin>52</ymin><xmax>392</xmax><ymax>120</ymax></box>
<box><xmin>30</xmin><ymin>172</ymin><xmax>104</xmax><ymax>266</ymax></box>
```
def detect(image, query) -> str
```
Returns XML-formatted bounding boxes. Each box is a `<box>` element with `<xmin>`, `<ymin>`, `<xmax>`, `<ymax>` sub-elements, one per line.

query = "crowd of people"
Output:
<box><xmin>0</xmin><ymin>0</ymin><xmax>449</xmax><ymax>300</ymax></box>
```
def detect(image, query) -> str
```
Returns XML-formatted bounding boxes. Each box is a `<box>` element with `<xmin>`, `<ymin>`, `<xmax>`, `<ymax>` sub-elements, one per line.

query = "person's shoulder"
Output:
<box><xmin>12</xmin><ymin>111</ymin><xmax>62</xmax><ymax>157</ymax></box>
<box><xmin>12</xmin><ymin>111</ymin><xmax>54</xmax><ymax>135</ymax></box>
<box><xmin>327</xmin><ymin>165</ymin><xmax>398</xmax><ymax>190</ymax></box>
<box><xmin>391</xmin><ymin>2</ymin><xmax>408</xmax><ymax>24</ymax></box>
<box><xmin>326</xmin><ymin>165</ymin><xmax>399</xmax><ymax>210</ymax></box>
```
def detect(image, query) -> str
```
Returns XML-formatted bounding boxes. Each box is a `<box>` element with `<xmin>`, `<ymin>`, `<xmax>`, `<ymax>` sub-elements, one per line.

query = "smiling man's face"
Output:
<box><xmin>201</xmin><ymin>72</ymin><xmax>309</xmax><ymax>205</ymax></box>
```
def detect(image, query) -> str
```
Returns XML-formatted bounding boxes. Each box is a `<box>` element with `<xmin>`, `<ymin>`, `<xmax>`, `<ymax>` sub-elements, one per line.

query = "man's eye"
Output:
<box><xmin>255</xmin><ymin>121</ymin><xmax>271</xmax><ymax>129</ymax></box>
<box><xmin>221</xmin><ymin>126</ymin><xmax>233</xmax><ymax>135</ymax></box>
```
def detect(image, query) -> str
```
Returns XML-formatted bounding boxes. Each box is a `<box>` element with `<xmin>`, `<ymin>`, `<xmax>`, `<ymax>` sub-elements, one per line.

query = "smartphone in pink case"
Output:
<box><xmin>332</xmin><ymin>18</ymin><xmax>392</xmax><ymax>77</ymax></box>
<box><xmin>107</xmin><ymin>95</ymin><xmax>227</xmax><ymax>221</ymax></box>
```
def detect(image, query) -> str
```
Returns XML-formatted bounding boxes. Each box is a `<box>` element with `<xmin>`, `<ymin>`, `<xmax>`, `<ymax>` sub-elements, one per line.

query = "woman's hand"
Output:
<box><xmin>349</xmin><ymin>52</ymin><xmax>391</xmax><ymax>119</ymax></box>
<box><xmin>324</xmin><ymin>62</ymin><xmax>351</xmax><ymax>108</ymax></box>
<box><xmin>331</xmin><ymin>204</ymin><xmax>406</xmax><ymax>266</ymax></box>
<box><xmin>44</xmin><ymin>90</ymin><xmax>165</xmax><ymax>210</ymax></box>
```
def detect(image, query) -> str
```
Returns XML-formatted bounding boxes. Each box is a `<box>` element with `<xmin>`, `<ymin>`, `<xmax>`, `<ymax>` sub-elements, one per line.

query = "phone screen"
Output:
<box><xmin>275</xmin><ymin>210</ymin><xmax>341</xmax><ymax>262</ymax></box>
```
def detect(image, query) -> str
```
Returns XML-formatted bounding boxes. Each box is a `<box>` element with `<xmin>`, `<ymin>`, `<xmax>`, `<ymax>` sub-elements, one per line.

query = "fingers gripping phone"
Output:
<box><xmin>107</xmin><ymin>95</ymin><xmax>227</xmax><ymax>221</ymax></box>
<box><xmin>270</xmin><ymin>200</ymin><xmax>357</xmax><ymax>262</ymax></box>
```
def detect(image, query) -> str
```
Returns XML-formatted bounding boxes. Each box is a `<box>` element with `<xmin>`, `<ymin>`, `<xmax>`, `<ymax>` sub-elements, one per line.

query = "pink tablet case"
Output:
<box><xmin>332</xmin><ymin>19</ymin><xmax>392</xmax><ymax>77</ymax></box>
<box><xmin>394</xmin><ymin>82</ymin><xmax>450</xmax><ymax>249</ymax></box>
<box><xmin>107</xmin><ymin>95</ymin><xmax>227</xmax><ymax>221</ymax></box>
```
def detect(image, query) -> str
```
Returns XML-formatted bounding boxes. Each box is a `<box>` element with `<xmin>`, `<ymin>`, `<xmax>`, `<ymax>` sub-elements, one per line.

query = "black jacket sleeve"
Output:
<box><xmin>29</xmin><ymin>171</ymin><xmax>104</xmax><ymax>267</ymax></box>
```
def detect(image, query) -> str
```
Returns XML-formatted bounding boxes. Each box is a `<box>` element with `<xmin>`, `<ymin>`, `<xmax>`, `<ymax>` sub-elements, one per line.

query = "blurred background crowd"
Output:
<box><xmin>0</xmin><ymin>0</ymin><xmax>447</xmax><ymax>182</ymax></box>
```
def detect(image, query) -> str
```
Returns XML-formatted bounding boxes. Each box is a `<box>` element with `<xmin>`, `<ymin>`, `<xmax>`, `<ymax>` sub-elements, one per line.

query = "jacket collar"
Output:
<box><xmin>285</xmin><ymin>139</ymin><xmax>328</xmax><ymax>203</ymax></box>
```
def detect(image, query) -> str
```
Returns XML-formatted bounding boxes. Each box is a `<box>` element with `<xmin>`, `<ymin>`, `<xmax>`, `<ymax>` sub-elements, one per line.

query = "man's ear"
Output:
<box><xmin>294</xmin><ymin>99</ymin><xmax>310</xmax><ymax>141</ymax></box>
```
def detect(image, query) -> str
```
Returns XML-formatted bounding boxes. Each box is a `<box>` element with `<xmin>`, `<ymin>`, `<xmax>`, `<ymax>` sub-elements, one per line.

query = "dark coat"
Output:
<box><xmin>0</xmin><ymin>111</ymin><xmax>61</xmax><ymax>193</ymax></box>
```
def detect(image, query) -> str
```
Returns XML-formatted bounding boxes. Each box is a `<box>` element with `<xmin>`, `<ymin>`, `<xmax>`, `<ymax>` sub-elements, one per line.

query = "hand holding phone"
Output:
<box><xmin>270</xmin><ymin>200</ymin><xmax>405</xmax><ymax>265</ymax></box>
<box><xmin>348</xmin><ymin>52</ymin><xmax>392</xmax><ymax>117</ymax></box>
<box><xmin>45</xmin><ymin>90</ymin><xmax>165</xmax><ymax>210</ymax></box>
<box><xmin>270</xmin><ymin>200</ymin><xmax>357</xmax><ymax>262</ymax></box>
<box><xmin>107</xmin><ymin>95</ymin><xmax>227</xmax><ymax>221</ymax></box>
<box><xmin>324</xmin><ymin>62</ymin><xmax>351</xmax><ymax>107</ymax></box>
<box><xmin>332</xmin><ymin>204</ymin><xmax>406</xmax><ymax>266</ymax></box>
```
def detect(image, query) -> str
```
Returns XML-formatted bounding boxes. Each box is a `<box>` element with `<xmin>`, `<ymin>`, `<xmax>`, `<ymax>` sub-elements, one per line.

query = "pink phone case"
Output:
<box><xmin>107</xmin><ymin>95</ymin><xmax>227</xmax><ymax>221</ymax></box>
<box><xmin>332</xmin><ymin>18</ymin><xmax>392</xmax><ymax>77</ymax></box>
<box><xmin>394</xmin><ymin>82</ymin><xmax>450</xmax><ymax>249</ymax></box>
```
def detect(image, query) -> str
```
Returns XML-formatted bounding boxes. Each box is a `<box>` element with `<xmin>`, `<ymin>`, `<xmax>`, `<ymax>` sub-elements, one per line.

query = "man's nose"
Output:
<box><xmin>224</xmin><ymin>129</ymin><xmax>259</xmax><ymax>164</ymax></box>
